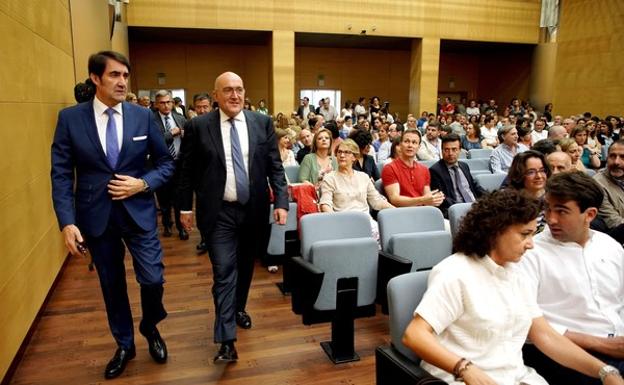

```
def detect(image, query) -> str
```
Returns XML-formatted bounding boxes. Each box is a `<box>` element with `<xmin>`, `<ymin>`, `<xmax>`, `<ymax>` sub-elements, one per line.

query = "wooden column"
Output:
<box><xmin>408</xmin><ymin>38</ymin><xmax>440</xmax><ymax>117</ymax></box>
<box><xmin>270</xmin><ymin>30</ymin><xmax>295</xmax><ymax>117</ymax></box>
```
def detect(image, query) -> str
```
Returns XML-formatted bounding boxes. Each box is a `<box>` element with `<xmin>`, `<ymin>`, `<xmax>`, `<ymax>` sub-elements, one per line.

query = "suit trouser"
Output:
<box><xmin>156</xmin><ymin>162</ymin><xmax>182</xmax><ymax>232</ymax></box>
<box><xmin>206</xmin><ymin>201</ymin><xmax>257</xmax><ymax>343</ymax></box>
<box><xmin>86</xmin><ymin>202</ymin><xmax>167</xmax><ymax>349</ymax></box>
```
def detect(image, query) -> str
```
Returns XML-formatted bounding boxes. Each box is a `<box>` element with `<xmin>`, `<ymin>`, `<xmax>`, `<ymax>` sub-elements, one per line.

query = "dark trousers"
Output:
<box><xmin>206</xmin><ymin>202</ymin><xmax>258</xmax><ymax>343</ymax></box>
<box><xmin>523</xmin><ymin>344</ymin><xmax>624</xmax><ymax>385</ymax></box>
<box><xmin>86</xmin><ymin>202</ymin><xmax>167</xmax><ymax>349</ymax></box>
<box><xmin>156</xmin><ymin>180</ymin><xmax>182</xmax><ymax>232</ymax></box>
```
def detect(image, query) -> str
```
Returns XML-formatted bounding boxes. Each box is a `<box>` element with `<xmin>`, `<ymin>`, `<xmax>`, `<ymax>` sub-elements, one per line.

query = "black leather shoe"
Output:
<box><xmin>214</xmin><ymin>342</ymin><xmax>238</xmax><ymax>364</ymax></box>
<box><xmin>140</xmin><ymin>326</ymin><xmax>167</xmax><ymax>363</ymax></box>
<box><xmin>196</xmin><ymin>241</ymin><xmax>208</xmax><ymax>254</ymax></box>
<box><xmin>179</xmin><ymin>229</ymin><xmax>189</xmax><ymax>240</ymax></box>
<box><xmin>163</xmin><ymin>226</ymin><xmax>172</xmax><ymax>237</ymax></box>
<box><xmin>235</xmin><ymin>311</ymin><xmax>252</xmax><ymax>329</ymax></box>
<box><xmin>104</xmin><ymin>346</ymin><xmax>135</xmax><ymax>379</ymax></box>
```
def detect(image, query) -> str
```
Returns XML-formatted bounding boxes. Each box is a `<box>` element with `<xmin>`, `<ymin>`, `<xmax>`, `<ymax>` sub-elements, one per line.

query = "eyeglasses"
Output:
<box><xmin>336</xmin><ymin>150</ymin><xmax>356</xmax><ymax>156</ymax></box>
<box><xmin>221</xmin><ymin>87</ymin><xmax>245</xmax><ymax>96</ymax></box>
<box><xmin>525</xmin><ymin>168</ymin><xmax>547</xmax><ymax>177</ymax></box>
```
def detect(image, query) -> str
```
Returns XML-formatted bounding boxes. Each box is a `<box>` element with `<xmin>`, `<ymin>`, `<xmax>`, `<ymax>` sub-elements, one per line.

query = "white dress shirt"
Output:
<box><xmin>416</xmin><ymin>253</ymin><xmax>546</xmax><ymax>385</ymax></box>
<box><xmin>93</xmin><ymin>96</ymin><xmax>123</xmax><ymax>154</ymax></box>
<box><xmin>220</xmin><ymin>109</ymin><xmax>250</xmax><ymax>202</ymax></box>
<box><xmin>519</xmin><ymin>228</ymin><xmax>624</xmax><ymax>337</ymax></box>
<box><xmin>158</xmin><ymin>112</ymin><xmax>181</xmax><ymax>156</ymax></box>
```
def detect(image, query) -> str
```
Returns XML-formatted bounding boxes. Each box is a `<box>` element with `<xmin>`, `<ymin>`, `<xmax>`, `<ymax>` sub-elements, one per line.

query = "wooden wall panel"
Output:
<box><xmin>127</xmin><ymin>0</ymin><xmax>541</xmax><ymax>44</ymax></box>
<box><xmin>69</xmin><ymin>0</ymin><xmax>112</xmax><ymax>82</ymax></box>
<box><xmin>553</xmin><ymin>0</ymin><xmax>624</xmax><ymax>117</ymax></box>
<box><xmin>0</xmin><ymin>0</ymin><xmax>101</xmax><ymax>381</ymax></box>
<box><xmin>295</xmin><ymin>47</ymin><xmax>410</xmax><ymax>117</ymax></box>
<box><xmin>129</xmin><ymin>42</ymin><xmax>270</xmax><ymax>107</ymax></box>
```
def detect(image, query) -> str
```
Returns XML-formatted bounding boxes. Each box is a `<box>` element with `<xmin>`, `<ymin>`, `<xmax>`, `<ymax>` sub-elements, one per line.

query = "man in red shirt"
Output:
<box><xmin>382</xmin><ymin>128</ymin><xmax>445</xmax><ymax>207</ymax></box>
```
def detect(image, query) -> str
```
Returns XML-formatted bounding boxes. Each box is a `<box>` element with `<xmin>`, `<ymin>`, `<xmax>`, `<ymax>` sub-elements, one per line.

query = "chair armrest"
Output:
<box><xmin>377</xmin><ymin>250</ymin><xmax>413</xmax><ymax>314</ymax></box>
<box><xmin>375</xmin><ymin>345</ymin><xmax>448</xmax><ymax>385</ymax></box>
<box><xmin>290</xmin><ymin>257</ymin><xmax>324</xmax><ymax>316</ymax></box>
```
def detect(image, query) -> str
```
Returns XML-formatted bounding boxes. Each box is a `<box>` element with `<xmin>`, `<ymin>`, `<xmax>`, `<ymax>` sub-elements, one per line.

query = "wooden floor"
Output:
<box><xmin>8</xmin><ymin>228</ymin><xmax>389</xmax><ymax>385</ymax></box>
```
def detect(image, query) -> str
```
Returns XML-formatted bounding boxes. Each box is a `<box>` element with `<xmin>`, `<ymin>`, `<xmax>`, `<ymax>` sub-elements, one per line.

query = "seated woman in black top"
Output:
<box><xmin>349</xmin><ymin>128</ymin><xmax>380</xmax><ymax>181</ymax></box>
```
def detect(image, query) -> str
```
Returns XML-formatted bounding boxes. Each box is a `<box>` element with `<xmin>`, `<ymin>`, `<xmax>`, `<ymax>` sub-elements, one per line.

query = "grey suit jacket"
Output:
<box><xmin>594</xmin><ymin>170</ymin><xmax>624</xmax><ymax>228</ymax></box>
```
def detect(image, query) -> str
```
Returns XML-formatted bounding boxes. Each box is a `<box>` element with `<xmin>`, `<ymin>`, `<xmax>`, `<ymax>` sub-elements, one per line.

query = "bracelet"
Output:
<box><xmin>457</xmin><ymin>361</ymin><xmax>473</xmax><ymax>380</ymax></box>
<box><xmin>453</xmin><ymin>358</ymin><xmax>472</xmax><ymax>380</ymax></box>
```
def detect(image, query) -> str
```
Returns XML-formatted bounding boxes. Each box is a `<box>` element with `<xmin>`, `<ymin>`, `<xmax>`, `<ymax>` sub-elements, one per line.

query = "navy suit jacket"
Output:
<box><xmin>177</xmin><ymin>109</ymin><xmax>288</xmax><ymax>234</ymax></box>
<box><xmin>429</xmin><ymin>159</ymin><xmax>485</xmax><ymax>216</ymax></box>
<box><xmin>51</xmin><ymin>100</ymin><xmax>175</xmax><ymax>237</ymax></box>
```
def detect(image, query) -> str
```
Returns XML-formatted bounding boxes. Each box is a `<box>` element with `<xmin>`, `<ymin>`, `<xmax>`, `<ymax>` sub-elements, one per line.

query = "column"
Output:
<box><xmin>409</xmin><ymin>37</ymin><xmax>440</xmax><ymax>117</ymax></box>
<box><xmin>270</xmin><ymin>30</ymin><xmax>295</xmax><ymax>116</ymax></box>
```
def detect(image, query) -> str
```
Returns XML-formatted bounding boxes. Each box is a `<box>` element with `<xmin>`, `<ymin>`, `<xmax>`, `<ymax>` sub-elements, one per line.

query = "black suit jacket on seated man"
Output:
<box><xmin>177</xmin><ymin>71</ymin><xmax>288</xmax><ymax>363</ymax></box>
<box><xmin>429</xmin><ymin>159</ymin><xmax>485</xmax><ymax>216</ymax></box>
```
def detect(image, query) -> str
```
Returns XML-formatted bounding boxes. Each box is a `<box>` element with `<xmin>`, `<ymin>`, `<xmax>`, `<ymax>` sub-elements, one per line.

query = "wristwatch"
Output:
<box><xmin>141</xmin><ymin>179</ymin><xmax>150</xmax><ymax>192</ymax></box>
<box><xmin>599</xmin><ymin>365</ymin><xmax>621</xmax><ymax>382</ymax></box>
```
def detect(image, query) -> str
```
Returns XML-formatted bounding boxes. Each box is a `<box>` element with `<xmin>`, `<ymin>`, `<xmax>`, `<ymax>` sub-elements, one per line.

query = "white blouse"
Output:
<box><xmin>416</xmin><ymin>253</ymin><xmax>546</xmax><ymax>385</ymax></box>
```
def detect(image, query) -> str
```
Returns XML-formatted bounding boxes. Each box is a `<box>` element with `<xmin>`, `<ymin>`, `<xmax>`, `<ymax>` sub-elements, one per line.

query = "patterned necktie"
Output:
<box><xmin>105</xmin><ymin>108</ymin><xmax>119</xmax><ymax>168</ymax></box>
<box><xmin>164</xmin><ymin>115</ymin><xmax>177</xmax><ymax>158</ymax></box>
<box><xmin>229</xmin><ymin>118</ymin><xmax>250</xmax><ymax>204</ymax></box>
<box><xmin>452</xmin><ymin>165</ymin><xmax>473</xmax><ymax>203</ymax></box>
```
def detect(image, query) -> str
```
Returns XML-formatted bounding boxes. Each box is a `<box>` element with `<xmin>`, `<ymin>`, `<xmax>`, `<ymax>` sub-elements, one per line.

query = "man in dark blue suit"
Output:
<box><xmin>178</xmin><ymin>72</ymin><xmax>288</xmax><ymax>364</ymax></box>
<box><xmin>429</xmin><ymin>133</ymin><xmax>485</xmax><ymax>217</ymax></box>
<box><xmin>51</xmin><ymin>51</ymin><xmax>175</xmax><ymax>379</ymax></box>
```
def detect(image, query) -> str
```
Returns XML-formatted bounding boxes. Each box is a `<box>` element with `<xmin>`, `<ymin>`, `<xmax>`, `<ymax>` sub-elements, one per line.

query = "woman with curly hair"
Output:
<box><xmin>402</xmin><ymin>190</ymin><xmax>623</xmax><ymax>385</ymax></box>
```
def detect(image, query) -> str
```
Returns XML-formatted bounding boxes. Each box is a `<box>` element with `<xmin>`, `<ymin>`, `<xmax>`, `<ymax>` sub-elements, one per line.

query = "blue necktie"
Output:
<box><xmin>229</xmin><ymin>118</ymin><xmax>249</xmax><ymax>204</ymax></box>
<box><xmin>105</xmin><ymin>108</ymin><xmax>119</xmax><ymax>168</ymax></box>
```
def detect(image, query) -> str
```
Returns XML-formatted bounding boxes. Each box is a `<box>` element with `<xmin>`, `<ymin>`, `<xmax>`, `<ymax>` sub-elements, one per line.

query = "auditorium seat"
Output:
<box><xmin>267</xmin><ymin>202</ymin><xmax>299</xmax><ymax>293</ymax></box>
<box><xmin>468</xmin><ymin>148</ymin><xmax>493</xmax><ymax>159</ymax></box>
<box><xmin>284</xmin><ymin>164</ymin><xmax>300</xmax><ymax>183</ymax></box>
<box><xmin>448</xmin><ymin>202</ymin><xmax>473</xmax><ymax>239</ymax></box>
<box><xmin>376</xmin><ymin>207</ymin><xmax>452</xmax><ymax>313</ymax></box>
<box><xmin>375</xmin><ymin>271</ymin><xmax>447</xmax><ymax>385</ymax></box>
<box><xmin>475</xmin><ymin>173</ymin><xmax>506</xmax><ymax>192</ymax></box>
<box><xmin>290</xmin><ymin>211</ymin><xmax>383</xmax><ymax>363</ymax></box>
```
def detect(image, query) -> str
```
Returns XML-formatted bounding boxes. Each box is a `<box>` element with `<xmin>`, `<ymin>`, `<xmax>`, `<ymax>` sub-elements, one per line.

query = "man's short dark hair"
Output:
<box><xmin>350</xmin><ymin>129</ymin><xmax>373</xmax><ymax>150</ymax></box>
<box><xmin>74</xmin><ymin>78</ymin><xmax>95</xmax><ymax>103</ymax></box>
<box><xmin>88</xmin><ymin>51</ymin><xmax>131</xmax><ymax>77</ymax></box>
<box><xmin>608</xmin><ymin>139</ymin><xmax>624</xmax><ymax>153</ymax></box>
<box><xmin>401</xmin><ymin>128</ymin><xmax>422</xmax><ymax>142</ymax></box>
<box><xmin>193</xmin><ymin>93</ymin><xmax>211</xmax><ymax>103</ymax></box>
<box><xmin>308</xmin><ymin>117</ymin><xmax>318</xmax><ymax>128</ymax></box>
<box><xmin>427</xmin><ymin>121</ymin><xmax>440</xmax><ymax>129</ymax></box>
<box><xmin>531</xmin><ymin>139</ymin><xmax>557</xmax><ymax>155</ymax></box>
<box><xmin>441</xmin><ymin>133</ymin><xmax>461</xmax><ymax>146</ymax></box>
<box><xmin>545</xmin><ymin>171</ymin><xmax>604</xmax><ymax>212</ymax></box>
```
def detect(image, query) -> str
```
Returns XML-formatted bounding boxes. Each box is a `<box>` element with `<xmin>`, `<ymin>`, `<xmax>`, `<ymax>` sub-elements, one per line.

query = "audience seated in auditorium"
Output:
<box><xmin>294</xmin><ymin>128</ymin><xmax>313</xmax><ymax>164</ymax></box>
<box><xmin>520</xmin><ymin>172</ymin><xmax>624</xmax><ymax>385</ymax></box>
<box><xmin>531</xmin><ymin>118</ymin><xmax>548</xmax><ymax>143</ymax></box>
<box><xmin>546</xmin><ymin>151</ymin><xmax>573</xmax><ymax>175</ymax></box>
<box><xmin>558</xmin><ymin>137</ymin><xmax>587</xmax><ymax>173</ymax></box>
<box><xmin>429</xmin><ymin>134</ymin><xmax>485</xmax><ymax>217</ymax></box>
<box><xmin>417</xmin><ymin>122</ymin><xmax>442</xmax><ymax>161</ymax></box>
<box><xmin>373</xmin><ymin>124</ymin><xmax>392</xmax><ymax>163</ymax></box>
<box><xmin>593</xmin><ymin>140</ymin><xmax>624</xmax><ymax>244</ymax></box>
<box><xmin>480</xmin><ymin>116</ymin><xmax>499</xmax><ymax>148</ymax></box>
<box><xmin>571</xmin><ymin>125</ymin><xmax>601</xmax><ymax>169</ymax></box>
<box><xmin>276</xmin><ymin>128</ymin><xmax>297</xmax><ymax>168</ymax></box>
<box><xmin>319</xmin><ymin>139</ymin><xmax>393</xmax><ymax>240</ymax></box>
<box><xmin>548</xmin><ymin>124</ymin><xmax>568</xmax><ymax>141</ymax></box>
<box><xmin>403</xmin><ymin>189</ymin><xmax>622</xmax><ymax>385</ymax></box>
<box><xmin>350</xmin><ymin>129</ymin><xmax>380</xmax><ymax>181</ymax></box>
<box><xmin>490</xmin><ymin>125</ymin><xmax>529</xmax><ymax>174</ymax></box>
<box><xmin>381</xmin><ymin>129</ymin><xmax>444</xmax><ymax>208</ymax></box>
<box><xmin>507</xmin><ymin>150</ymin><xmax>551</xmax><ymax>232</ymax></box>
<box><xmin>460</xmin><ymin>123</ymin><xmax>484</xmax><ymax>151</ymax></box>
<box><xmin>298</xmin><ymin>128</ymin><xmax>338</xmax><ymax>186</ymax></box>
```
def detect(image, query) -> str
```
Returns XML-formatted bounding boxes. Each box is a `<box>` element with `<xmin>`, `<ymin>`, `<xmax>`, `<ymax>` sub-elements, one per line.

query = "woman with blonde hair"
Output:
<box><xmin>559</xmin><ymin>137</ymin><xmax>587</xmax><ymax>173</ymax></box>
<box><xmin>298</xmin><ymin>128</ymin><xmax>338</xmax><ymax>186</ymax></box>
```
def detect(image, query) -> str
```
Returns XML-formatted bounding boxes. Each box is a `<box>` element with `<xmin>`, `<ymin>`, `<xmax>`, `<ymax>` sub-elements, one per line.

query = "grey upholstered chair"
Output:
<box><xmin>376</xmin><ymin>271</ymin><xmax>447</xmax><ymax>385</ymax></box>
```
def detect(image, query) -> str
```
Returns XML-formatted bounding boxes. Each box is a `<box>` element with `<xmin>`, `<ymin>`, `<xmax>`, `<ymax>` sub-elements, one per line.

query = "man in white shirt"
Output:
<box><xmin>531</xmin><ymin>118</ymin><xmax>548</xmax><ymax>143</ymax></box>
<box><xmin>519</xmin><ymin>171</ymin><xmax>624</xmax><ymax>385</ymax></box>
<box><xmin>319</xmin><ymin>97</ymin><xmax>337</xmax><ymax>121</ymax></box>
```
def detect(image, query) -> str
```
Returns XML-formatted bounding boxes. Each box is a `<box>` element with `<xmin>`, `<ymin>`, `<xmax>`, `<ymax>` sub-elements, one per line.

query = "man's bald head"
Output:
<box><xmin>547</xmin><ymin>151</ymin><xmax>573</xmax><ymax>174</ymax></box>
<box><xmin>548</xmin><ymin>125</ymin><xmax>567</xmax><ymax>140</ymax></box>
<box><xmin>213</xmin><ymin>72</ymin><xmax>245</xmax><ymax>117</ymax></box>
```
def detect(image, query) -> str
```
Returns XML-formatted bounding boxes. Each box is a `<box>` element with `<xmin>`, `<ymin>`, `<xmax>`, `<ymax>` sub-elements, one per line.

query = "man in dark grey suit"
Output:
<box><xmin>429</xmin><ymin>133</ymin><xmax>485</xmax><ymax>217</ymax></box>
<box><xmin>178</xmin><ymin>72</ymin><xmax>288</xmax><ymax>363</ymax></box>
<box><xmin>153</xmin><ymin>90</ymin><xmax>188</xmax><ymax>239</ymax></box>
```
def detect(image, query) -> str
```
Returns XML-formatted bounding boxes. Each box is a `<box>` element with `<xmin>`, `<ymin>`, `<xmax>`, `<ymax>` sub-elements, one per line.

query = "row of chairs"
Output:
<box><xmin>283</xmin><ymin>155</ymin><xmax>494</xmax><ymax>185</ymax></box>
<box><xmin>287</xmin><ymin>206</ymin><xmax>467</xmax><ymax>363</ymax></box>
